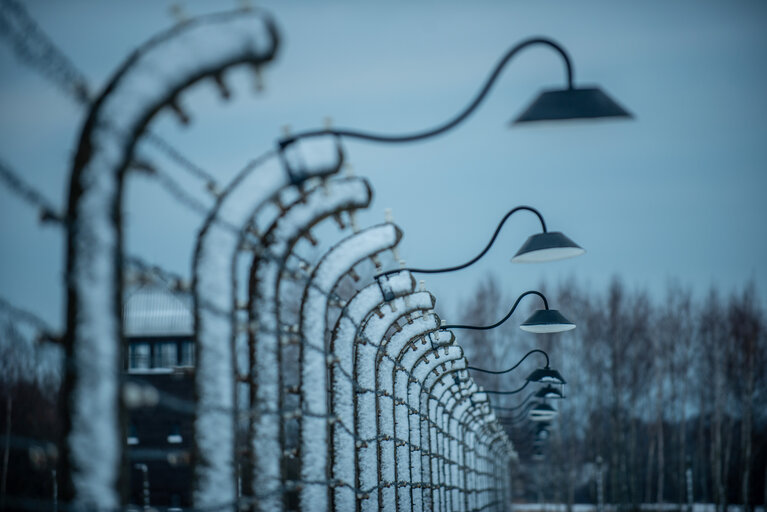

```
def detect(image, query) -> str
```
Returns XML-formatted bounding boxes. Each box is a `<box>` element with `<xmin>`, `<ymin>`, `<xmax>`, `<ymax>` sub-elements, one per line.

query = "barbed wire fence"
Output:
<box><xmin>0</xmin><ymin>2</ymin><xmax>514</xmax><ymax>510</ymax></box>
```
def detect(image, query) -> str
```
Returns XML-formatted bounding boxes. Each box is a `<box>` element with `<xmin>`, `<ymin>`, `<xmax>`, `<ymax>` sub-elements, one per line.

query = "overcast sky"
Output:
<box><xmin>1</xmin><ymin>0</ymin><xmax>766</xmax><ymax>329</ymax></box>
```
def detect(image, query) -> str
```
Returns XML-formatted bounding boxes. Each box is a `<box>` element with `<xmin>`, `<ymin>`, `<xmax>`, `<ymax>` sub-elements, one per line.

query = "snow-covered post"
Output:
<box><xmin>470</xmin><ymin>406</ymin><xmax>495</xmax><ymax>506</ymax></box>
<box><xmin>354</xmin><ymin>291</ymin><xmax>435</xmax><ymax>512</ymax></box>
<box><xmin>433</xmin><ymin>367</ymin><xmax>474</xmax><ymax>511</ymax></box>
<box><xmin>414</xmin><ymin>344</ymin><xmax>464</xmax><ymax>511</ymax></box>
<box><xmin>63</xmin><ymin>9</ymin><xmax>278</xmax><ymax>508</ymax></box>
<box><xmin>421</xmin><ymin>352</ymin><xmax>467</xmax><ymax>511</ymax></box>
<box><xmin>396</xmin><ymin>329</ymin><xmax>454</xmax><ymax>512</ymax></box>
<box><xmin>451</xmin><ymin>381</ymin><xmax>482</xmax><ymax>511</ymax></box>
<box><xmin>299</xmin><ymin>223</ymin><xmax>404</xmax><ymax>512</ymax></box>
<box><xmin>461</xmin><ymin>396</ymin><xmax>492</xmax><ymax>509</ymax></box>
<box><xmin>484</xmin><ymin>427</ymin><xmax>509</xmax><ymax>510</ymax></box>
<box><xmin>428</xmin><ymin>363</ymin><xmax>468</xmax><ymax>511</ymax></box>
<box><xmin>241</xmin><ymin>175</ymin><xmax>367</xmax><ymax>509</ymax></box>
<box><xmin>468</xmin><ymin>412</ymin><xmax>490</xmax><ymax>509</ymax></box>
<box><xmin>329</xmin><ymin>271</ymin><xmax>413</xmax><ymax>511</ymax></box>
<box><xmin>378</xmin><ymin>312</ymin><xmax>440</xmax><ymax>511</ymax></box>
<box><xmin>394</xmin><ymin>327</ymin><xmax>465</xmax><ymax>512</ymax></box>
<box><xmin>446</xmin><ymin>383</ymin><xmax>477</xmax><ymax>509</ymax></box>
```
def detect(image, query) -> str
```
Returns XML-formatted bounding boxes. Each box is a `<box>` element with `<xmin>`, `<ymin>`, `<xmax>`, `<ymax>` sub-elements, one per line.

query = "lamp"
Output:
<box><xmin>512</xmin><ymin>231</ymin><xmax>584</xmax><ymax>263</ymax></box>
<box><xmin>535</xmin><ymin>384</ymin><xmax>565</xmax><ymax>400</ymax></box>
<box><xmin>529</xmin><ymin>402</ymin><xmax>558</xmax><ymax>422</ymax></box>
<box><xmin>280</xmin><ymin>37</ymin><xmax>632</xmax><ymax>149</ymax></box>
<box><xmin>375</xmin><ymin>206</ymin><xmax>583</xmax><ymax>282</ymax></box>
<box><xmin>526</xmin><ymin>367</ymin><xmax>567</xmax><ymax>385</ymax></box>
<box><xmin>442</xmin><ymin>290</ymin><xmax>575</xmax><ymax>333</ymax></box>
<box><xmin>514</xmin><ymin>87</ymin><xmax>631</xmax><ymax>124</ymax></box>
<box><xmin>520</xmin><ymin>309</ymin><xmax>575</xmax><ymax>333</ymax></box>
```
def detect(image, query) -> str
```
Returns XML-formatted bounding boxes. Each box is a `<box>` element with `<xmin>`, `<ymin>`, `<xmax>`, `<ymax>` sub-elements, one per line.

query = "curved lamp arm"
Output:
<box><xmin>496</xmin><ymin>401</ymin><xmax>537</xmax><ymax>425</ymax></box>
<box><xmin>375</xmin><ymin>206</ymin><xmax>546</xmax><ymax>279</ymax></box>
<box><xmin>278</xmin><ymin>37</ymin><xmax>572</xmax><ymax>148</ymax></box>
<box><xmin>482</xmin><ymin>379</ymin><xmax>531</xmax><ymax>396</ymax></box>
<box><xmin>442</xmin><ymin>290</ymin><xmax>548</xmax><ymax>331</ymax></box>
<box><xmin>488</xmin><ymin>390</ymin><xmax>537</xmax><ymax>412</ymax></box>
<box><xmin>467</xmin><ymin>348</ymin><xmax>550</xmax><ymax>374</ymax></box>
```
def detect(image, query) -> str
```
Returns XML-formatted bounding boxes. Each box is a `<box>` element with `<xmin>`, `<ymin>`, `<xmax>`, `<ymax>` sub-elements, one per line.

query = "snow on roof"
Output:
<box><xmin>123</xmin><ymin>284</ymin><xmax>192</xmax><ymax>337</ymax></box>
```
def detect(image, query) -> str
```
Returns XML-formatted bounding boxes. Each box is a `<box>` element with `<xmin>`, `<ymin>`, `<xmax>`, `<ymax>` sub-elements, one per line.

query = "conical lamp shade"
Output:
<box><xmin>512</xmin><ymin>231</ymin><xmax>585</xmax><ymax>263</ymax></box>
<box><xmin>535</xmin><ymin>384</ymin><xmax>564</xmax><ymax>400</ymax></box>
<box><xmin>512</xmin><ymin>86</ymin><xmax>632</xmax><ymax>124</ymax></box>
<box><xmin>526</xmin><ymin>367</ymin><xmax>567</xmax><ymax>385</ymax></box>
<box><xmin>520</xmin><ymin>309</ymin><xmax>575</xmax><ymax>333</ymax></box>
<box><xmin>529</xmin><ymin>402</ymin><xmax>558</xmax><ymax>422</ymax></box>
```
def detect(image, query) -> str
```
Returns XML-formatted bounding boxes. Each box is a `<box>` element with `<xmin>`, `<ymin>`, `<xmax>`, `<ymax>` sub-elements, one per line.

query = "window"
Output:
<box><xmin>128</xmin><ymin>343</ymin><xmax>150</xmax><ymax>370</ymax></box>
<box><xmin>153</xmin><ymin>342</ymin><xmax>177</xmax><ymax>368</ymax></box>
<box><xmin>179</xmin><ymin>340</ymin><xmax>195</xmax><ymax>367</ymax></box>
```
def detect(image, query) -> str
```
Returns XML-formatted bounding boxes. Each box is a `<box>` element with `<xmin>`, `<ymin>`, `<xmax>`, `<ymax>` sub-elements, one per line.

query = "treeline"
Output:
<box><xmin>456</xmin><ymin>276</ymin><xmax>767</xmax><ymax>510</ymax></box>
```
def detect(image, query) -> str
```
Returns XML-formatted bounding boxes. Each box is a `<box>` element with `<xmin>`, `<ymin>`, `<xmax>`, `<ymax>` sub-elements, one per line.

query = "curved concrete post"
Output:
<box><xmin>426</xmin><ymin>362</ymin><xmax>468</xmax><ymax>512</ymax></box>
<box><xmin>298</xmin><ymin>223</ymin><xmax>403</xmax><ymax>511</ymax></box>
<box><xmin>377</xmin><ymin>312</ymin><xmax>440</xmax><ymax>511</ymax></box>
<box><xmin>413</xmin><ymin>344</ymin><xmax>464</xmax><ymax>511</ymax></box>
<box><xmin>429</xmin><ymin>366</ymin><xmax>474</xmax><ymax>512</ymax></box>
<box><xmin>355</xmin><ymin>291</ymin><xmax>435</xmax><ymax>511</ymax></box>
<box><xmin>433</xmin><ymin>367</ymin><xmax>474</xmax><ymax>512</ymax></box>
<box><xmin>396</xmin><ymin>329</ymin><xmax>454</xmax><ymax>511</ymax></box>
<box><xmin>63</xmin><ymin>9</ymin><xmax>278</xmax><ymax>508</ymax></box>
<box><xmin>329</xmin><ymin>271</ymin><xmax>413</xmax><ymax>511</ymax></box>
<box><xmin>244</xmin><ymin>177</ymin><xmax>367</xmax><ymax>510</ymax></box>
<box><xmin>421</xmin><ymin>355</ymin><xmax>470</xmax><ymax>512</ymax></box>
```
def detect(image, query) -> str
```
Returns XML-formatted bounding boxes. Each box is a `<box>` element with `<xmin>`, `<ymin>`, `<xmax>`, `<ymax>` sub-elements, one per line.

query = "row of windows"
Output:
<box><xmin>128</xmin><ymin>340</ymin><xmax>194</xmax><ymax>370</ymax></box>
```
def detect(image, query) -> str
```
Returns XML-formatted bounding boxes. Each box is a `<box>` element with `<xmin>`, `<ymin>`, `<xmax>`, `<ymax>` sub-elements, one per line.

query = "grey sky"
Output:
<box><xmin>1</xmin><ymin>0</ymin><xmax>766</xmax><ymax>329</ymax></box>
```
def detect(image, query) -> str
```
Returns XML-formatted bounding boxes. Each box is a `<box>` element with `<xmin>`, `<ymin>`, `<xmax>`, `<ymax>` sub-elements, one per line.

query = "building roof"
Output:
<box><xmin>124</xmin><ymin>284</ymin><xmax>193</xmax><ymax>337</ymax></box>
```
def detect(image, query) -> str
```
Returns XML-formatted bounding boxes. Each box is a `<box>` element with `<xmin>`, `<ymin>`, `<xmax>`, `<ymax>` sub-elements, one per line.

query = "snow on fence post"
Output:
<box><xmin>298</xmin><ymin>223</ymin><xmax>403</xmax><ymax>512</ymax></box>
<box><xmin>466</xmin><ymin>407</ymin><xmax>489</xmax><ymax>509</ymax></box>
<box><xmin>432</xmin><ymin>366</ymin><xmax>475</xmax><ymax>512</ymax></box>
<box><xmin>390</xmin><ymin>316</ymin><xmax>450</xmax><ymax>511</ymax></box>
<box><xmin>395</xmin><ymin>329</ymin><xmax>449</xmax><ymax>512</ymax></box>
<box><xmin>414</xmin><ymin>343</ymin><xmax>464</xmax><ymax>511</ymax></box>
<box><xmin>354</xmin><ymin>291</ymin><xmax>435</xmax><ymax>512</ymax></box>
<box><xmin>329</xmin><ymin>270</ymin><xmax>413</xmax><ymax>511</ymax></box>
<box><xmin>452</xmin><ymin>380</ymin><xmax>481</xmax><ymax>511</ymax></box>
<box><xmin>461</xmin><ymin>395</ymin><xmax>492</xmax><ymax>509</ymax></box>
<box><xmin>428</xmin><ymin>364</ymin><xmax>463</xmax><ymax>510</ymax></box>
<box><xmin>432</xmin><ymin>364</ymin><xmax>473</xmax><ymax>511</ymax></box>
<box><xmin>63</xmin><ymin>9</ymin><xmax>278</xmax><ymax>509</ymax></box>
<box><xmin>378</xmin><ymin>312</ymin><xmax>441</xmax><ymax>511</ymax></box>
<box><xmin>423</xmin><ymin>349</ymin><xmax>468</xmax><ymax>511</ymax></box>
<box><xmin>242</xmin><ymin>175</ymin><xmax>366</xmax><ymax>509</ymax></box>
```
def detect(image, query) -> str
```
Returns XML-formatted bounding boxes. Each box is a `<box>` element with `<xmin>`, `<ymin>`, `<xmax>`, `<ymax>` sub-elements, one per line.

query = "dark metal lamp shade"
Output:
<box><xmin>526</xmin><ymin>367</ymin><xmax>567</xmax><ymax>385</ymax></box>
<box><xmin>535</xmin><ymin>384</ymin><xmax>564</xmax><ymax>400</ymax></box>
<box><xmin>512</xmin><ymin>86</ymin><xmax>633</xmax><ymax>124</ymax></box>
<box><xmin>529</xmin><ymin>402</ymin><xmax>558</xmax><ymax>422</ymax></box>
<box><xmin>512</xmin><ymin>231</ymin><xmax>585</xmax><ymax>263</ymax></box>
<box><xmin>520</xmin><ymin>309</ymin><xmax>576</xmax><ymax>333</ymax></box>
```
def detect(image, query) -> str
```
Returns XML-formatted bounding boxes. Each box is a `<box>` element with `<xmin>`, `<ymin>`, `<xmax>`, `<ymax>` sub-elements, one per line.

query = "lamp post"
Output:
<box><xmin>442</xmin><ymin>290</ymin><xmax>574</xmax><ymax>333</ymax></box>
<box><xmin>279</xmin><ymin>37</ymin><xmax>631</xmax><ymax>150</ymax></box>
<box><xmin>374</xmin><ymin>206</ymin><xmax>584</xmax><ymax>281</ymax></box>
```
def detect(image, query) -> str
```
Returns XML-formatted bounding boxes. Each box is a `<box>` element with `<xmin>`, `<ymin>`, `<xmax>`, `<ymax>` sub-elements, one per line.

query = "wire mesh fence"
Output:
<box><xmin>0</xmin><ymin>3</ymin><xmax>513</xmax><ymax>510</ymax></box>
